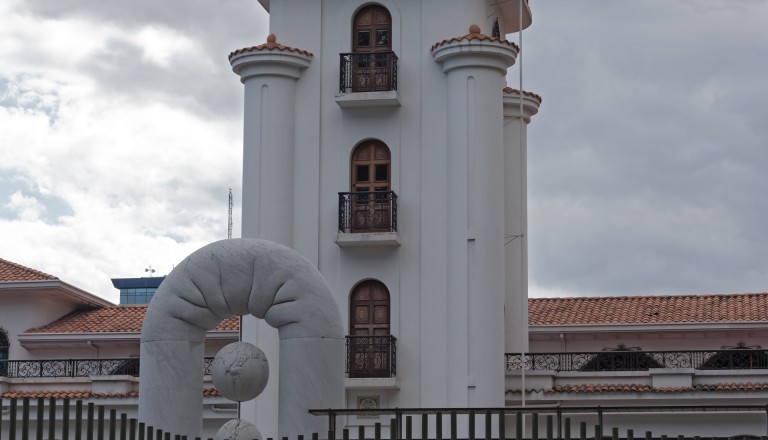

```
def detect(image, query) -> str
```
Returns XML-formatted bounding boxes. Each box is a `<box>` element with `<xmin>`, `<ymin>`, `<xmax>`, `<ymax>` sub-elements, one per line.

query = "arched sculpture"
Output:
<box><xmin>139</xmin><ymin>239</ymin><xmax>344</xmax><ymax>439</ymax></box>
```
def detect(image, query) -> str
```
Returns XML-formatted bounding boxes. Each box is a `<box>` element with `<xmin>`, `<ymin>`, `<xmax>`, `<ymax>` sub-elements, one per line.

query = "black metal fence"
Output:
<box><xmin>339</xmin><ymin>52</ymin><xmax>398</xmax><ymax>93</ymax></box>
<box><xmin>311</xmin><ymin>406</ymin><xmax>768</xmax><ymax>440</ymax></box>
<box><xmin>505</xmin><ymin>349</ymin><xmax>768</xmax><ymax>372</ymax></box>
<box><xmin>346</xmin><ymin>335</ymin><xmax>396</xmax><ymax>378</ymax></box>
<box><xmin>2</xmin><ymin>397</ymin><xmax>767</xmax><ymax>440</ymax></box>
<box><xmin>0</xmin><ymin>358</ymin><xmax>215</xmax><ymax>378</ymax></box>
<box><xmin>338</xmin><ymin>191</ymin><xmax>398</xmax><ymax>233</ymax></box>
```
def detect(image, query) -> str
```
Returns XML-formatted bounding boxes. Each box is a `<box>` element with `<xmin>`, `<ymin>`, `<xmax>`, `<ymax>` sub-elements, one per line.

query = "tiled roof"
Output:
<box><xmin>0</xmin><ymin>258</ymin><xmax>58</xmax><ymax>282</ymax></box>
<box><xmin>503</xmin><ymin>87</ymin><xmax>543</xmax><ymax>103</ymax></box>
<box><xmin>432</xmin><ymin>25</ymin><xmax>520</xmax><ymax>52</ymax></box>
<box><xmin>529</xmin><ymin>293</ymin><xmax>768</xmax><ymax>325</ymax></box>
<box><xmin>539</xmin><ymin>382</ymin><xmax>768</xmax><ymax>394</ymax></box>
<box><xmin>23</xmin><ymin>293</ymin><xmax>768</xmax><ymax>333</ymax></box>
<box><xmin>0</xmin><ymin>389</ymin><xmax>221</xmax><ymax>399</ymax></box>
<box><xmin>25</xmin><ymin>305</ymin><xmax>240</xmax><ymax>333</ymax></box>
<box><xmin>229</xmin><ymin>34</ymin><xmax>313</xmax><ymax>61</ymax></box>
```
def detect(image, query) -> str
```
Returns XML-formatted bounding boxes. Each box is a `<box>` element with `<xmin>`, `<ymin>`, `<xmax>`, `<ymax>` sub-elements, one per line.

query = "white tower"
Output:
<box><xmin>229</xmin><ymin>1</ymin><xmax>539</xmax><ymax>437</ymax></box>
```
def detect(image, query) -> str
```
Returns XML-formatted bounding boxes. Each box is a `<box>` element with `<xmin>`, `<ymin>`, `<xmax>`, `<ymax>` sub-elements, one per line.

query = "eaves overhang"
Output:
<box><xmin>0</xmin><ymin>280</ymin><xmax>113</xmax><ymax>308</ymax></box>
<box><xmin>17</xmin><ymin>330</ymin><xmax>239</xmax><ymax>348</ymax></box>
<box><xmin>530</xmin><ymin>321</ymin><xmax>768</xmax><ymax>335</ymax></box>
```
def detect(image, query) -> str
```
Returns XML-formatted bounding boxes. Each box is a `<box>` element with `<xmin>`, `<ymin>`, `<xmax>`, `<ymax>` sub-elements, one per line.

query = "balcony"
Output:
<box><xmin>345</xmin><ymin>335</ymin><xmax>396</xmax><ymax>379</ymax></box>
<box><xmin>336</xmin><ymin>52</ymin><xmax>400</xmax><ymax>108</ymax></box>
<box><xmin>336</xmin><ymin>191</ymin><xmax>400</xmax><ymax>247</ymax></box>
<box><xmin>0</xmin><ymin>357</ymin><xmax>215</xmax><ymax>378</ymax></box>
<box><xmin>505</xmin><ymin>349</ymin><xmax>768</xmax><ymax>372</ymax></box>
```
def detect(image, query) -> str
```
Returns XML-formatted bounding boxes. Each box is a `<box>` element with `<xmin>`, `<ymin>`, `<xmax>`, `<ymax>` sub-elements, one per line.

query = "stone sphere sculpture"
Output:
<box><xmin>215</xmin><ymin>419</ymin><xmax>262</xmax><ymax>440</ymax></box>
<box><xmin>212</xmin><ymin>341</ymin><xmax>269</xmax><ymax>402</ymax></box>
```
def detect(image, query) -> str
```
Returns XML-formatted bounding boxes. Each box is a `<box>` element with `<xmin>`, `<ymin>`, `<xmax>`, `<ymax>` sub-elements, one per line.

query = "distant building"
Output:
<box><xmin>111</xmin><ymin>277</ymin><xmax>164</xmax><ymax>304</ymax></box>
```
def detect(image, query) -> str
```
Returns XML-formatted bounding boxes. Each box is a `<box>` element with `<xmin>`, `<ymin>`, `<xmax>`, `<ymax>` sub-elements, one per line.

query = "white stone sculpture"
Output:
<box><xmin>138</xmin><ymin>239</ymin><xmax>344</xmax><ymax>439</ymax></box>
<box><xmin>212</xmin><ymin>342</ymin><xmax>269</xmax><ymax>403</ymax></box>
<box><xmin>215</xmin><ymin>419</ymin><xmax>262</xmax><ymax>440</ymax></box>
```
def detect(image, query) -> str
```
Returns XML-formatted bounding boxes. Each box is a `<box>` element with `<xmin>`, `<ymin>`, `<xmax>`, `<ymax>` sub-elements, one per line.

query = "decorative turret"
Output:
<box><xmin>431</xmin><ymin>25</ymin><xmax>519</xmax><ymax>407</ymax></box>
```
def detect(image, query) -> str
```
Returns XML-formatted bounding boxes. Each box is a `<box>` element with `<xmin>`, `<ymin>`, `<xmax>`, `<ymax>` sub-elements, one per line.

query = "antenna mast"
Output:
<box><xmin>228</xmin><ymin>188</ymin><xmax>233</xmax><ymax>239</ymax></box>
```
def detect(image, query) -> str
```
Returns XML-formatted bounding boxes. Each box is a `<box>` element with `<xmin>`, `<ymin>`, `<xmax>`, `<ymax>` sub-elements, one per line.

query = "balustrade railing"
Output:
<box><xmin>346</xmin><ymin>335</ymin><xmax>397</xmax><ymax>378</ymax></box>
<box><xmin>339</xmin><ymin>51</ymin><xmax>398</xmax><ymax>93</ymax></box>
<box><xmin>505</xmin><ymin>349</ymin><xmax>768</xmax><ymax>372</ymax></box>
<box><xmin>0</xmin><ymin>357</ymin><xmax>215</xmax><ymax>378</ymax></box>
<box><xmin>338</xmin><ymin>191</ymin><xmax>398</xmax><ymax>233</ymax></box>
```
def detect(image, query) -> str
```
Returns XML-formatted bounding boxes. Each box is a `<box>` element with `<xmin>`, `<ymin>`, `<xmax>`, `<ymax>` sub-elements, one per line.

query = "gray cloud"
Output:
<box><xmin>524</xmin><ymin>1</ymin><xmax>768</xmax><ymax>296</ymax></box>
<box><xmin>18</xmin><ymin>0</ymin><xmax>269</xmax><ymax>118</ymax></box>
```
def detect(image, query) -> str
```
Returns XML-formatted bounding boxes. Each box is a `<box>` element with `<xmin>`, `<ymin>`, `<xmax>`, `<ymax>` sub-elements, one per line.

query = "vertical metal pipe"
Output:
<box><xmin>62</xmin><ymin>400</ymin><xmax>70</xmax><ymax>440</ymax></box>
<box><xmin>405</xmin><ymin>417</ymin><xmax>412</xmax><ymax>440</ymax></box>
<box><xmin>36</xmin><ymin>397</ymin><xmax>44</xmax><ymax>440</ymax></box>
<box><xmin>120</xmin><ymin>414</ymin><xmax>127</xmax><ymax>440</ymax></box>
<box><xmin>87</xmin><ymin>403</ymin><xmax>95</xmax><ymax>440</ymax></box>
<box><xmin>10</xmin><ymin>399</ymin><xmax>18</xmax><ymax>440</ymax></box>
<box><xmin>108</xmin><ymin>410</ymin><xmax>116</xmax><ymax>440</ymax></box>
<box><xmin>469</xmin><ymin>411</ymin><xmax>475</xmax><ymax>440</ymax></box>
<box><xmin>97</xmin><ymin>406</ymin><xmax>105</xmax><ymax>440</ymax></box>
<box><xmin>47</xmin><ymin>398</ymin><xmax>55</xmax><ymax>440</ymax></box>
<box><xmin>22</xmin><ymin>398</ymin><xmax>30</xmax><ymax>440</ymax></box>
<box><xmin>75</xmin><ymin>401</ymin><xmax>83</xmax><ymax>440</ymax></box>
<box><xmin>498</xmin><ymin>411</ymin><xmax>505</xmax><ymax>440</ymax></box>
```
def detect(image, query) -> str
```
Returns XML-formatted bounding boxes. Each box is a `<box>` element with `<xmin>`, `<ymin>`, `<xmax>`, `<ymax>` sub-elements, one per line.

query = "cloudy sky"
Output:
<box><xmin>1</xmin><ymin>1</ymin><xmax>766</xmax><ymax>302</ymax></box>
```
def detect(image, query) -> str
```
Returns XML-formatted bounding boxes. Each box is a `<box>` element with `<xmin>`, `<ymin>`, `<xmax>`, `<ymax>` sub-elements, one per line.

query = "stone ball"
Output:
<box><xmin>212</xmin><ymin>342</ymin><xmax>269</xmax><ymax>402</ymax></box>
<box><xmin>215</xmin><ymin>419</ymin><xmax>262</xmax><ymax>440</ymax></box>
<box><xmin>469</xmin><ymin>24</ymin><xmax>481</xmax><ymax>34</ymax></box>
<box><xmin>267</xmin><ymin>34</ymin><xmax>277</xmax><ymax>44</ymax></box>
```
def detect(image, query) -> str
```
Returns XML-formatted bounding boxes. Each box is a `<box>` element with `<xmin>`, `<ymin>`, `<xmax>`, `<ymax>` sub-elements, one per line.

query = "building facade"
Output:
<box><xmin>2</xmin><ymin>257</ymin><xmax>768</xmax><ymax>437</ymax></box>
<box><xmin>228</xmin><ymin>1</ymin><xmax>536</xmax><ymax>435</ymax></box>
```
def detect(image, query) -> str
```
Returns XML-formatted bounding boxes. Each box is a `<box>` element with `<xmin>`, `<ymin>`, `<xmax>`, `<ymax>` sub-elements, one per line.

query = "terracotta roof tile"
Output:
<box><xmin>432</xmin><ymin>25</ymin><xmax>520</xmax><ymax>52</ymax></box>
<box><xmin>24</xmin><ymin>293</ymin><xmax>768</xmax><ymax>333</ymax></box>
<box><xmin>503</xmin><ymin>87</ymin><xmax>543</xmax><ymax>103</ymax></box>
<box><xmin>228</xmin><ymin>34</ymin><xmax>313</xmax><ymax>61</ymax></box>
<box><xmin>529</xmin><ymin>293</ymin><xmax>768</xmax><ymax>325</ymax></box>
<box><xmin>0</xmin><ymin>258</ymin><xmax>58</xmax><ymax>282</ymax></box>
<box><xmin>0</xmin><ymin>389</ymin><xmax>221</xmax><ymax>399</ymax></box>
<box><xmin>539</xmin><ymin>382</ymin><xmax>768</xmax><ymax>394</ymax></box>
<box><xmin>25</xmin><ymin>305</ymin><xmax>239</xmax><ymax>333</ymax></box>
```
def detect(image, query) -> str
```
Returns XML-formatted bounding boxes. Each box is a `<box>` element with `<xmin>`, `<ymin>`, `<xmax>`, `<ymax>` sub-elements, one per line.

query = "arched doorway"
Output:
<box><xmin>348</xmin><ymin>280</ymin><xmax>394</xmax><ymax>377</ymax></box>
<box><xmin>350</xmin><ymin>140</ymin><xmax>393</xmax><ymax>232</ymax></box>
<box><xmin>351</xmin><ymin>4</ymin><xmax>394</xmax><ymax>92</ymax></box>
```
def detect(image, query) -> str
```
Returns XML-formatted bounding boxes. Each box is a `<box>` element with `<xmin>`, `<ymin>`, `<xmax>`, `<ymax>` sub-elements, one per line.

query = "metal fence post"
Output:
<box><xmin>62</xmin><ymin>399</ymin><xmax>70</xmax><ymax>440</ymax></box>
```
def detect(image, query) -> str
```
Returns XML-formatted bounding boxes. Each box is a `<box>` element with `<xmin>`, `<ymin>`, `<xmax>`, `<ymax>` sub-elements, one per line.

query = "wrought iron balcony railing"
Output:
<box><xmin>505</xmin><ymin>349</ymin><xmax>768</xmax><ymax>372</ymax></box>
<box><xmin>346</xmin><ymin>335</ymin><xmax>397</xmax><ymax>378</ymax></box>
<box><xmin>338</xmin><ymin>191</ymin><xmax>398</xmax><ymax>233</ymax></box>
<box><xmin>339</xmin><ymin>51</ymin><xmax>398</xmax><ymax>93</ymax></box>
<box><xmin>0</xmin><ymin>357</ymin><xmax>215</xmax><ymax>378</ymax></box>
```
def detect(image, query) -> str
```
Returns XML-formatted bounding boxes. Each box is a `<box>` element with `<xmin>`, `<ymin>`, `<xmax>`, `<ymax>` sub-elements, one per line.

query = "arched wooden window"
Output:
<box><xmin>350</xmin><ymin>4</ymin><xmax>395</xmax><ymax>92</ymax></box>
<box><xmin>352</xmin><ymin>140</ymin><xmax>390</xmax><ymax>194</ymax></box>
<box><xmin>0</xmin><ymin>329</ymin><xmax>9</xmax><ymax>376</ymax></box>
<box><xmin>350</xmin><ymin>140</ymin><xmax>393</xmax><ymax>232</ymax></box>
<box><xmin>353</xmin><ymin>5</ymin><xmax>392</xmax><ymax>53</ymax></box>
<box><xmin>350</xmin><ymin>280</ymin><xmax>390</xmax><ymax>336</ymax></box>
<box><xmin>348</xmin><ymin>280</ymin><xmax>393</xmax><ymax>378</ymax></box>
